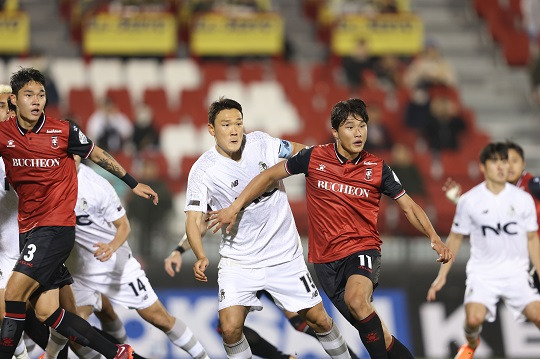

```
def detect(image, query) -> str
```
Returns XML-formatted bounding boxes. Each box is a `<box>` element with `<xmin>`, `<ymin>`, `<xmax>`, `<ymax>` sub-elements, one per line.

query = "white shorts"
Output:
<box><xmin>72</xmin><ymin>272</ymin><xmax>158</xmax><ymax>311</ymax></box>
<box><xmin>217</xmin><ymin>255</ymin><xmax>322</xmax><ymax>312</ymax></box>
<box><xmin>464</xmin><ymin>272</ymin><xmax>540</xmax><ymax>322</ymax></box>
<box><xmin>0</xmin><ymin>255</ymin><xmax>17</xmax><ymax>289</ymax></box>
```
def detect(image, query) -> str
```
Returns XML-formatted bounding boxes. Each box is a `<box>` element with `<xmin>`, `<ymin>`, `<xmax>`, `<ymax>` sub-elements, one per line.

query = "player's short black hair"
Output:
<box><xmin>479</xmin><ymin>142</ymin><xmax>508</xmax><ymax>164</ymax></box>
<box><xmin>208</xmin><ymin>97</ymin><xmax>243</xmax><ymax>126</ymax></box>
<box><xmin>330</xmin><ymin>98</ymin><xmax>369</xmax><ymax>130</ymax></box>
<box><xmin>10</xmin><ymin>68</ymin><xmax>46</xmax><ymax>96</ymax></box>
<box><xmin>505</xmin><ymin>140</ymin><xmax>524</xmax><ymax>160</ymax></box>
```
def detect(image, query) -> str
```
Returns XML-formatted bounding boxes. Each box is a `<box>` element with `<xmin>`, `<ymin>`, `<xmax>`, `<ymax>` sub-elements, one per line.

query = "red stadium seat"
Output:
<box><xmin>502</xmin><ymin>31</ymin><xmax>530</xmax><ymax>66</ymax></box>
<box><xmin>68</xmin><ymin>88</ymin><xmax>95</xmax><ymax>132</ymax></box>
<box><xmin>106</xmin><ymin>88</ymin><xmax>134</xmax><ymax>122</ymax></box>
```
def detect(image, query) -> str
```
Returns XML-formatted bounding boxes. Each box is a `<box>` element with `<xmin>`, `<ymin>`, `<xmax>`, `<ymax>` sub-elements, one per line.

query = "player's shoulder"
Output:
<box><xmin>245</xmin><ymin>131</ymin><xmax>273</xmax><ymax>144</ymax></box>
<box><xmin>189</xmin><ymin>148</ymin><xmax>219</xmax><ymax>175</ymax></box>
<box><xmin>361</xmin><ymin>150</ymin><xmax>385</xmax><ymax>166</ymax></box>
<box><xmin>0</xmin><ymin>116</ymin><xmax>16</xmax><ymax>134</ymax></box>
<box><xmin>507</xmin><ymin>182</ymin><xmax>534</xmax><ymax>201</ymax></box>
<box><xmin>78</xmin><ymin>164</ymin><xmax>112</xmax><ymax>189</ymax></box>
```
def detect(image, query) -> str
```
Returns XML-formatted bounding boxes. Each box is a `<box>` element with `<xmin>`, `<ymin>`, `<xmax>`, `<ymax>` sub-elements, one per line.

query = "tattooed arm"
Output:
<box><xmin>89</xmin><ymin>146</ymin><xmax>159</xmax><ymax>204</ymax></box>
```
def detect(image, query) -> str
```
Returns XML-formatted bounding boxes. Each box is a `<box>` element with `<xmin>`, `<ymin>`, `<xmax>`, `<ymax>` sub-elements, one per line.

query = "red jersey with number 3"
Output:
<box><xmin>285</xmin><ymin>143</ymin><xmax>406</xmax><ymax>263</ymax></box>
<box><xmin>0</xmin><ymin>114</ymin><xmax>94</xmax><ymax>232</ymax></box>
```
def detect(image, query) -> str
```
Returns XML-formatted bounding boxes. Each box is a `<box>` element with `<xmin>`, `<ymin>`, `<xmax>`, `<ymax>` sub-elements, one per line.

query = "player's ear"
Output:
<box><xmin>208</xmin><ymin>123</ymin><xmax>215</xmax><ymax>137</ymax></box>
<box><xmin>331</xmin><ymin>127</ymin><xmax>338</xmax><ymax>142</ymax></box>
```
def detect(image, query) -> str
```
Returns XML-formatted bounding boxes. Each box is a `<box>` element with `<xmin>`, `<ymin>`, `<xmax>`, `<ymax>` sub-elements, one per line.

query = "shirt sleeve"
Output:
<box><xmin>381</xmin><ymin>163</ymin><xmax>406</xmax><ymax>200</ymax></box>
<box><xmin>184</xmin><ymin>163</ymin><xmax>210</xmax><ymax>213</ymax></box>
<box><xmin>285</xmin><ymin>146</ymin><xmax>313</xmax><ymax>175</ymax></box>
<box><xmin>527</xmin><ymin>177</ymin><xmax>540</xmax><ymax>200</ymax></box>
<box><xmin>451</xmin><ymin>195</ymin><xmax>471</xmax><ymax>235</ymax></box>
<box><xmin>100</xmin><ymin>179</ymin><xmax>126</xmax><ymax>223</ymax></box>
<box><xmin>278</xmin><ymin>139</ymin><xmax>293</xmax><ymax>159</ymax></box>
<box><xmin>522</xmin><ymin>192</ymin><xmax>539</xmax><ymax>233</ymax></box>
<box><xmin>67</xmin><ymin>122</ymin><xmax>95</xmax><ymax>158</ymax></box>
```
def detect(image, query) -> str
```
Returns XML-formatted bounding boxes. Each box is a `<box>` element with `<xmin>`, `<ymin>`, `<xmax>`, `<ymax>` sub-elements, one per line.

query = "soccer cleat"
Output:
<box><xmin>13</xmin><ymin>348</ymin><xmax>30</xmax><ymax>359</ymax></box>
<box><xmin>454</xmin><ymin>339</ymin><xmax>480</xmax><ymax>359</ymax></box>
<box><xmin>114</xmin><ymin>344</ymin><xmax>134</xmax><ymax>359</ymax></box>
<box><xmin>37</xmin><ymin>354</ymin><xmax>44</xmax><ymax>359</ymax></box>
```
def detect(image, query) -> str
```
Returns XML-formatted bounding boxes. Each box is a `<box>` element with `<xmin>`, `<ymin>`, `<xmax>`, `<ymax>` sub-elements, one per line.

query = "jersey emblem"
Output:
<box><xmin>258</xmin><ymin>161</ymin><xmax>268</xmax><ymax>172</ymax></box>
<box><xmin>365</xmin><ymin>168</ymin><xmax>373</xmax><ymax>181</ymax></box>
<box><xmin>481</xmin><ymin>209</ymin><xmax>488</xmax><ymax>214</ymax></box>
<box><xmin>80</xmin><ymin>198</ymin><xmax>88</xmax><ymax>211</ymax></box>
<box><xmin>219</xmin><ymin>289</ymin><xmax>225</xmax><ymax>302</ymax></box>
<box><xmin>231</xmin><ymin>179</ymin><xmax>239</xmax><ymax>188</ymax></box>
<box><xmin>317</xmin><ymin>164</ymin><xmax>326</xmax><ymax>171</ymax></box>
<box><xmin>508</xmin><ymin>205</ymin><xmax>515</xmax><ymax>216</ymax></box>
<box><xmin>7</xmin><ymin>139</ymin><xmax>15</xmax><ymax>148</ymax></box>
<box><xmin>78</xmin><ymin>130</ymin><xmax>88</xmax><ymax>144</ymax></box>
<box><xmin>51</xmin><ymin>136</ymin><xmax>58</xmax><ymax>149</ymax></box>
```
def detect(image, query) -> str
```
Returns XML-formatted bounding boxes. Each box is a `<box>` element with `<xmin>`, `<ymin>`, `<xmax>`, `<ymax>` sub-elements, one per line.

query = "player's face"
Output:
<box><xmin>332</xmin><ymin>114</ymin><xmax>367</xmax><ymax>159</ymax></box>
<box><xmin>12</xmin><ymin>81</ymin><xmax>46</xmax><ymax>124</ymax></box>
<box><xmin>481</xmin><ymin>156</ymin><xmax>509</xmax><ymax>185</ymax></box>
<box><xmin>0</xmin><ymin>93</ymin><xmax>13</xmax><ymax>122</ymax></box>
<box><xmin>208</xmin><ymin>108</ymin><xmax>244</xmax><ymax>159</ymax></box>
<box><xmin>506</xmin><ymin>148</ymin><xmax>525</xmax><ymax>184</ymax></box>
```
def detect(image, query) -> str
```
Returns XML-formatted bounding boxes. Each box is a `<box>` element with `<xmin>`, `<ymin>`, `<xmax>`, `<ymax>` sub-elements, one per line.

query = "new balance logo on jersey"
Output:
<box><xmin>231</xmin><ymin>179</ymin><xmax>239</xmax><ymax>188</ymax></box>
<box><xmin>317</xmin><ymin>180</ymin><xmax>370</xmax><ymax>197</ymax></box>
<box><xmin>7</xmin><ymin>139</ymin><xmax>14</xmax><ymax>148</ymax></box>
<box><xmin>481</xmin><ymin>221</ymin><xmax>518</xmax><ymax>236</ymax></box>
<box><xmin>12</xmin><ymin>158</ymin><xmax>60</xmax><ymax>167</ymax></box>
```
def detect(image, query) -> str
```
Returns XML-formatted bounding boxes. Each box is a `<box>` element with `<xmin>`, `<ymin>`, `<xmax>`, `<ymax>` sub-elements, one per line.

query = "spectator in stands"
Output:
<box><xmin>422</xmin><ymin>95</ymin><xmax>466</xmax><ymax>152</ymax></box>
<box><xmin>127</xmin><ymin>159</ymin><xmax>172</xmax><ymax>258</ymax></box>
<box><xmin>363</xmin><ymin>103</ymin><xmax>393</xmax><ymax>152</ymax></box>
<box><xmin>388</xmin><ymin>143</ymin><xmax>425</xmax><ymax>197</ymax></box>
<box><xmin>342</xmin><ymin>38</ymin><xmax>373</xmax><ymax>90</ymax></box>
<box><xmin>132</xmin><ymin>104</ymin><xmax>159</xmax><ymax>152</ymax></box>
<box><xmin>31</xmin><ymin>51</ymin><xmax>60</xmax><ymax>108</ymax></box>
<box><xmin>87</xmin><ymin>98</ymin><xmax>133</xmax><ymax>153</ymax></box>
<box><xmin>404</xmin><ymin>41</ymin><xmax>457</xmax><ymax>90</ymax></box>
<box><xmin>373</xmin><ymin>55</ymin><xmax>404</xmax><ymax>90</ymax></box>
<box><xmin>404</xmin><ymin>88</ymin><xmax>431</xmax><ymax>130</ymax></box>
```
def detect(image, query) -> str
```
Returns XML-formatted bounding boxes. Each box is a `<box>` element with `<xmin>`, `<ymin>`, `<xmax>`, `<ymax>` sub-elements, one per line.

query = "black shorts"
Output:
<box><xmin>314</xmin><ymin>249</ymin><xmax>381</xmax><ymax>324</ymax></box>
<box><xmin>15</xmin><ymin>226</ymin><xmax>75</xmax><ymax>297</ymax></box>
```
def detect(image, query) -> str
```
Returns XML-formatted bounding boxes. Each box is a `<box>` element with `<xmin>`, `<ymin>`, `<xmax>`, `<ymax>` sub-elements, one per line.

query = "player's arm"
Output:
<box><xmin>186</xmin><ymin>210</ymin><xmax>209</xmax><ymax>282</ymax></box>
<box><xmin>426</xmin><ymin>231</ymin><xmax>464</xmax><ymax>302</ymax></box>
<box><xmin>208</xmin><ymin>161</ymin><xmax>291</xmax><ymax>234</ymax></box>
<box><xmin>396</xmin><ymin>194</ymin><xmax>454</xmax><ymax>264</ymax></box>
<box><xmin>528</xmin><ymin>231</ymin><xmax>540</xmax><ymax>274</ymax></box>
<box><xmin>93</xmin><ymin>214</ymin><xmax>130</xmax><ymax>262</ymax></box>
<box><xmin>88</xmin><ymin>145</ymin><xmax>158</xmax><ymax>205</ymax></box>
<box><xmin>164</xmin><ymin>214</ymin><xmax>209</xmax><ymax>277</ymax></box>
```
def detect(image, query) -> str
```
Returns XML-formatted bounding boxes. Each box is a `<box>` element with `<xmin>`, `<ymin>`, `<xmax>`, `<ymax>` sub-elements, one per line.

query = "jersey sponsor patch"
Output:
<box><xmin>78</xmin><ymin>131</ymin><xmax>88</xmax><ymax>144</ymax></box>
<box><xmin>188</xmin><ymin>200</ymin><xmax>200</xmax><ymax>206</ymax></box>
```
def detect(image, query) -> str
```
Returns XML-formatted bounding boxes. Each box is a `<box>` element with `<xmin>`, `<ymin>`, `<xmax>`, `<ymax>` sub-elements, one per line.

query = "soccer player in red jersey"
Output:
<box><xmin>0</xmin><ymin>68</ymin><xmax>158</xmax><ymax>359</ymax></box>
<box><xmin>209</xmin><ymin>98</ymin><xmax>454</xmax><ymax>359</ymax></box>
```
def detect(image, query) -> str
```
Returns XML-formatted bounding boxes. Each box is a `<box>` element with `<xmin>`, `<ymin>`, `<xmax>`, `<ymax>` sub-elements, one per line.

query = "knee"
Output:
<box><xmin>35</xmin><ymin>307</ymin><xmax>56</xmax><ymax>323</ymax></box>
<box><xmin>465</xmin><ymin>314</ymin><xmax>484</xmax><ymax>329</ymax></box>
<box><xmin>219</xmin><ymin>320</ymin><xmax>244</xmax><ymax>344</ymax></box>
<box><xmin>301</xmin><ymin>305</ymin><xmax>332</xmax><ymax>332</ymax></box>
<box><xmin>528</xmin><ymin>312</ymin><xmax>540</xmax><ymax>328</ymax></box>
<box><xmin>344</xmin><ymin>291</ymin><xmax>372</xmax><ymax>320</ymax></box>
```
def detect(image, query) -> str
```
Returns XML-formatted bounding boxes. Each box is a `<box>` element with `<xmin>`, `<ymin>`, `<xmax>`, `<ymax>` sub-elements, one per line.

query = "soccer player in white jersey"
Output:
<box><xmin>427</xmin><ymin>142</ymin><xmax>540</xmax><ymax>359</ymax></box>
<box><xmin>185</xmin><ymin>97</ymin><xmax>351</xmax><ymax>359</ymax></box>
<box><xmin>0</xmin><ymin>84</ymin><xmax>29</xmax><ymax>359</ymax></box>
<box><xmin>65</xmin><ymin>156</ymin><xmax>209</xmax><ymax>359</ymax></box>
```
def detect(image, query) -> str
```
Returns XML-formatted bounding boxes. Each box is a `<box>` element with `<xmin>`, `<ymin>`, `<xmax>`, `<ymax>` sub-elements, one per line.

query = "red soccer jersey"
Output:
<box><xmin>286</xmin><ymin>143</ymin><xmax>405</xmax><ymax>263</ymax></box>
<box><xmin>516</xmin><ymin>171</ymin><xmax>540</xmax><ymax>234</ymax></box>
<box><xmin>0</xmin><ymin>115</ymin><xmax>94</xmax><ymax>232</ymax></box>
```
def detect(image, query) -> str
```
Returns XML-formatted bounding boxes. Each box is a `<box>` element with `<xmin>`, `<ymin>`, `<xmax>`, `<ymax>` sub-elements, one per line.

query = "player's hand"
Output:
<box><xmin>208</xmin><ymin>206</ymin><xmax>239</xmax><ymax>234</ymax></box>
<box><xmin>193</xmin><ymin>257</ymin><xmax>209</xmax><ymax>282</ymax></box>
<box><xmin>164</xmin><ymin>250</ymin><xmax>182</xmax><ymax>277</ymax></box>
<box><xmin>442</xmin><ymin>177</ymin><xmax>462</xmax><ymax>202</ymax></box>
<box><xmin>427</xmin><ymin>275</ymin><xmax>446</xmax><ymax>301</ymax></box>
<box><xmin>93</xmin><ymin>242</ymin><xmax>114</xmax><ymax>262</ymax></box>
<box><xmin>133</xmin><ymin>183</ymin><xmax>159</xmax><ymax>205</ymax></box>
<box><xmin>431</xmin><ymin>239</ymin><xmax>454</xmax><ymax>264</ymax></box>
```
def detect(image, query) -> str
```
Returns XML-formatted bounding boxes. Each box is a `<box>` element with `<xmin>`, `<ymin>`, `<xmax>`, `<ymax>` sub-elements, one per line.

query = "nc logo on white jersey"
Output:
<box><xmin>7</xmin><ymin>139</ymin><xmax>14</xmax><ymax>148</ymax></box>
<box><xmin>258</xmin><ymin>161</ymin><xmax>268</xmax><ymax>172</ymax></box>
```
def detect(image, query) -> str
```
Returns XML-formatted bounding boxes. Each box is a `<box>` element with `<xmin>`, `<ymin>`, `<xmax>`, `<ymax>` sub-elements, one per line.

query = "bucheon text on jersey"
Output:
<box><xmin>11</xmin><ymin>158</ymin><xmax>61</xmax><ymax>167</ymax></box>
<box><xmin>317</xmin><ymin>180</ymin><xmax>370</xmax><ymax>197</ymax></box>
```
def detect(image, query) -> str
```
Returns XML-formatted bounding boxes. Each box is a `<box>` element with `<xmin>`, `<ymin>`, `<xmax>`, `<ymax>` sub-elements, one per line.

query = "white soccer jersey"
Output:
<box><xmin>185</xmin><ymin>131</ymin><xmax>303</xmax><ymax>268</ymax></box>
<box><xmin>66</xmin><ymin>164</ymin><xmax>141</xmax><ymax>283</ymax></box>
<box><xmin>0</xmin><ymin>159</ymin><xmax>19</xmax><ymax>287</ymax></box>
<box><xmin>452</xmin><ymin>182</ymin><xmax>538</xmax><ymax>278</ymax></box>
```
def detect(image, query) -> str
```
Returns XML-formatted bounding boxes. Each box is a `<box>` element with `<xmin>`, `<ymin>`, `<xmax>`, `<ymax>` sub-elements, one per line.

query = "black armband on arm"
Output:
<box><xmin>120</xmin><ymin>173</ymin><xmax>138</xmax><ymax>189</ymax></box>
<box><xmin>175</xmin><ymin>245</ymin><xmax>186</xmax><ymax>254</ymax></box>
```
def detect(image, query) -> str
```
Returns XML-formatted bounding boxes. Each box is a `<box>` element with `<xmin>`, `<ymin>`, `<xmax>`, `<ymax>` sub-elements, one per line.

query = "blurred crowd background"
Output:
<box><xmin>0</xmin><ymin>0</ymin><xmax>539</xmax><ymax>265</ymax></box>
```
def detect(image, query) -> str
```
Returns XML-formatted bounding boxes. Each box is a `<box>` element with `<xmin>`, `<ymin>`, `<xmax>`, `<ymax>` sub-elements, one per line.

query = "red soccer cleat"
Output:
<box><xmin>454</xmin><ymin>339</ymin><xmax>480</xmax><ymax>359</ymax></box>
<box><xmin>114</xmin><ymin>344</ymin><xmax>133</xmax><ymax>359</ymax></box>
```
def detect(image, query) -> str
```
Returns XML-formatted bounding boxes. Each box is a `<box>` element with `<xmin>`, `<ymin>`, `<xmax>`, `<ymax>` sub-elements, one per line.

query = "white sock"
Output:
<box><xmin>223</xmin><ymin>334</ymin><xmax>251</xmax><ymax>359</ymax></box>
<box><xmin>13</xmin><ymin>337</ymin><xmax>28</xmax><ymax>359</ymax></box>
<box><xmin>44</xmin><ymin>329</ymin><xmax>68</xmax><ymax>359</ymax></box>
<box><xmin>101</xmin><ymin>317</ymin><xmax>127</xmax><ymax>343</ymax></box>
<box><xmin>315</xmin><ymin>322</ymin><xmax>351</xmax><ymax>359</ymax></box>
<box><xmin>166</xmin><ymin>318</ymin><xmax>209</xmax><ymax>359</ymax></box>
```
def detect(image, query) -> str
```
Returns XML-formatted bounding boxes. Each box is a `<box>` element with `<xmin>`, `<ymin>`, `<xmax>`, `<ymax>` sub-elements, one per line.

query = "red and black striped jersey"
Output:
<box><xmin>286</xmin><ymin>143</ymin><xmax>405</xmax><ymax>263</ymax></box>
<box><xmin>0</xmin><ymin>114</ymin><xmax>94</xmax><ymax>232</ymax></box>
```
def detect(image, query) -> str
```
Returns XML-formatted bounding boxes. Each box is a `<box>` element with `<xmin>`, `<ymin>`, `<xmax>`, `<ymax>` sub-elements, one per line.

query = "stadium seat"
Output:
<box><xmin>239</xmin><ymin>62</ymin><xmax>266</xmax><ymax>83</ymax></box>
<box><xmin>163</xmin><ymin>58</ymin><xmax>202</xmax><ymax>107</ymax></box>
<box><xmin>68</xmin><ymin>88</ymin><xmax>95</xmax><ymax>131</ymax></box>
<box><xmin>502</xmin><ymin>31</ymin><xmax>530</xmax><ymax>66</ymax></box>
<box><xmin>125</xmin><ymin>59</ymin><xmax>161</xmax><ymax>103</ymax></box>
<box><xmin>106</xmin><ymin>88</ymin><xmax>134</xmax><ymax>121</ymax></box>
<box><xmin>206</xmin><ymin>81</ymin><xmax>246</xmax><ymax>107</ymax></box>
<box><xmin>88</xmin><ymin>58</ymin><xmax>125</xmax><ymax>101</ymax></box>
<box><xmin>143</xmin><ymin>88</ymin><xmax>181</xmax><ymax>131</ymax></box>
<box><xmin>160</xmin><ymin>123</ymin><xmax>200</xmax><ymax>176</ymax></box>
<box><xmin>50</xmin><ymin>58</ymin><xmax>88</xmax><ymax>100</ymax></box>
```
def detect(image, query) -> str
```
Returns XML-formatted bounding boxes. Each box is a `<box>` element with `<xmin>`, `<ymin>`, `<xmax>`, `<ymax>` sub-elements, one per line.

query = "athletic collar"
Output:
<box><xmin>333</xmin><ymin>142</ymin><xmax>363</xmax><ymax>165</ymax></box>
<box><xmin>16</xmin><ymin>113</ymin><xmax>46</xmax><ymax>136</ymax></box>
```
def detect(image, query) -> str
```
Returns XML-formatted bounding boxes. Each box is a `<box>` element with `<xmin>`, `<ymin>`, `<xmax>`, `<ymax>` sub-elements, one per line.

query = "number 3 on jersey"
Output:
<box><xmin>128</xmin><ymin>278</ymin><xmax>147</xmax><ymax>296</ymax></box>
<box><xmin>23</xmin><ymin>244</ymin><xmax>37</xmax><ymax>262</ymax></box>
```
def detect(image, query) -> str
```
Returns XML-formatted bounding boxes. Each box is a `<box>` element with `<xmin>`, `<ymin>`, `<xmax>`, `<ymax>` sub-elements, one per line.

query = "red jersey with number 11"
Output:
<box><xmin>285</xmin><ymin>144</ymin><xmax>405</xmax><ymax>263</ymax></box>
<box><xmin>0</xmin><ymin>115</ymin><xmax>94</xmax><ymax>232</ymax></box>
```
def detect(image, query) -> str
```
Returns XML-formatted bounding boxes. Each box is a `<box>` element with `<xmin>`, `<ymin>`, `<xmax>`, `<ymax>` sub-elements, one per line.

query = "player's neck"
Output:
<box><xmin>215</xmin><ymin>145</ymin><xmax>242</xmax><ymax>161</ymax></box>
<box><xmin>485</xmin><ymin>180</ymin><xmax>505</xmax><ymax>194</ymax></box>
<box><xmin>17</xmin><ymin>116</ymin><xmax>39</xmax><ymax>130</ymax></box>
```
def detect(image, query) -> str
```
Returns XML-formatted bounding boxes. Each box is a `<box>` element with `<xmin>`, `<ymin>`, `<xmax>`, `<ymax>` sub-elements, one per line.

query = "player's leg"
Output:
<box><xmin>219</xmin><ymin>305</ymin><xmax>251</xmax><ymax>358</ymax></box>
<box><xmin>136</xmin><ymin>299</ymin><xmax>209</xmax><ymax>358</ymax></box>
<box><xmin>94</xmin><ymin>295</ymin><xmax>127</xmax><ymax>343</ymax></box>
<box><xmin>454</xmin><ymin>303</ymin><xmax>487</xmax><ymax>359</ymax></box>
<box><xmin>0</xmin><ymin>286</ymin><xmax>28</xmax><ymax>359</ymax></box>
<box><xmin>241</xmin><ymin>326</ymin><xmax>295</xmax><ymax>359</ymax></box>
<box><xmin>522</xmin><ymin>300</ymin><xmax>540</xmax><ymax>328</ymax></box>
